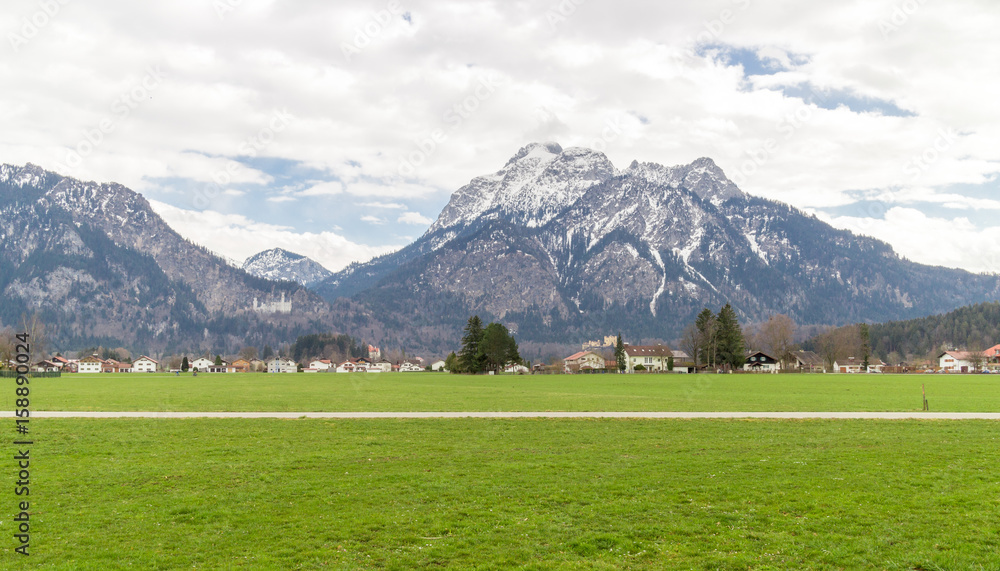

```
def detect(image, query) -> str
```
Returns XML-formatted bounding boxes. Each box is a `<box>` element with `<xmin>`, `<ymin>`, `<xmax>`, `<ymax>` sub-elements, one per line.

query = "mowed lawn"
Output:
<box><xmin>9</xmin><ymin>371</ymin><xmax>1000</xmax><ymax>412</ymax></box>
<box><xmin>3</xmin><ymin>418</ymin><xmax>998</xmax><ymax>569</ymax></box>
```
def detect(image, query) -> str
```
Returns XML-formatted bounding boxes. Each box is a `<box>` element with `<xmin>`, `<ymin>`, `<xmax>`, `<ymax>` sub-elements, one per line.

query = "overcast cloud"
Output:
<box><xmin>3</xmin><ymin>0</ymin><xmax>998</xmax><ymax>272</ymax></box>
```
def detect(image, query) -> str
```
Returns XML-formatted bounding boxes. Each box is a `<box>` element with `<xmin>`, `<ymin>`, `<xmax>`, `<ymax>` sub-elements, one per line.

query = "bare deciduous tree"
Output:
<box><xmin>758</xmin><ymin>314</ymin><xmax>797</xmax><ymax>368</ymax></box>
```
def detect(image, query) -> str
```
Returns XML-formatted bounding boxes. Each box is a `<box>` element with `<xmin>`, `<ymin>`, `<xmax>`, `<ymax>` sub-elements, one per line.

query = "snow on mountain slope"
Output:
<box><xmin>242</xmin><ymin>248</ymin><xmax>333</xmax><ymax>287</ymax></box>
<box><xmin>428</xmin><ymin>142</ymin><xmax>617</xmax><ymax>234</ymax></box>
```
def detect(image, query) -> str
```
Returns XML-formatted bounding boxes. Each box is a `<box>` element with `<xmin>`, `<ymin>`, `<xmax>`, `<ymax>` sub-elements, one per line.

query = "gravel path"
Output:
<box><xmin>16</xmin><ymin>411</ymin><xmax>1000</xmax><ymax>419</ymax></box>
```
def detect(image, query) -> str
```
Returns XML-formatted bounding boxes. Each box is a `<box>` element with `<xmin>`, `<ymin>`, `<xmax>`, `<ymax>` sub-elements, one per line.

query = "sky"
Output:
<box><xmin>3</xmin><ymin>0</ymin><xmax>999</xmax><ymax>273</ymax></box>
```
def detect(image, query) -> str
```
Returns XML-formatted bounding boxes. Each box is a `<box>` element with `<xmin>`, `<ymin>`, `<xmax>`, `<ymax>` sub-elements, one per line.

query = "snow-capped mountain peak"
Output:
<box><xmin>242</xmin><ymin>248</ymin><xmax>333</xmax><ymax>287</ymax></box>
<box><xmin>428</xmin><ymin>142</ymin><xmax>617</xmax><ymax>234</ymax></box>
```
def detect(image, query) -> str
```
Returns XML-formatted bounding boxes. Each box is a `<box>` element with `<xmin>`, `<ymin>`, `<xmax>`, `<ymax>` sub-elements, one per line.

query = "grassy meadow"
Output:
<box><xmin>2</xmin><ymin>418</ymin><xmax>998</xmax><ymax>569</ymax></box>
<box><xmin>8</xmin><ymin>371</ymin><xmax>1000</xmax><ymax>412</ymax></box>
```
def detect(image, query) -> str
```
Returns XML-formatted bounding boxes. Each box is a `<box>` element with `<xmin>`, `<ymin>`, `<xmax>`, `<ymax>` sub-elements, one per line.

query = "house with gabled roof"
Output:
<box><xmin>231</xmin><ymin>359</ymin><xmax>251</xmax><ymax>373</ymax></box>
<box><xmin>744</xmin><ymin>351</ymin><xmax>780</xmax><ymax>372</ymax></box>
<box><xmin>190</xmin><ymin>358</ymin><xmax>214</xmax><ymax>372</ymax></box>
<box><xmin>791</xmin><ymin>350</ymin><xmax>825</xmax><ymax>373</ymax></box>
<box><xmin>938</xmin><ymin>351</ymin><xmax>977</xmax><ymax>373</ymax></box>
<box><xmin>267</xmin><ymin>357</ymin><xmax>297</xmax><ymax>373</ymax></box>
<box><xmin>78</xmin><ymin>355</ymin><xmax>105</xmax><ymax>373</ymax></box>
<box><xmin>309</xmin><ymin>359</ymin><xmax>333</xmax><ymax>371</ymax></box>
<box><xmin>133</xmin><ymin>356</ymin><xmax>158</xmax><ymax>373</ymax></box>
<box><xmin>623</xmin><ymin>344</ymin><xmax>673</xmax><ymax>372</ymax></box>
<box><xmin>563</xmin><ymin>350</ymin><xmax>605</xmax><ymax>373</ymax></box>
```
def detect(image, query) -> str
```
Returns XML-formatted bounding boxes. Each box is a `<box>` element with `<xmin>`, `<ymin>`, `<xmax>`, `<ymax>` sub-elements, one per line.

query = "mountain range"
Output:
<box><xmin>3</xmin><ymin>143</ymin><xmax>999</xmax><ymax>357</ymax></box>
<box><xmin>0</xmin><ymin>163</ymin><xmax>331</xmax><ymax>354</ymax></box>
<box><xmin>314</xmin><ymin>142</ymin><xmax>1000</xmax><ymax>352</ymax></box>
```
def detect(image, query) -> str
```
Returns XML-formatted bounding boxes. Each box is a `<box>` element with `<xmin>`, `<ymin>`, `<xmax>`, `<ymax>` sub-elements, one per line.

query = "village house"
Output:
<box><xmin>370</xmin><ymin>361</ymin><xmax>393</xmax><ymax>373</ymax></box>
<box><xmin>133</xmin><ymin>356</ymin><xmax>158</xmax><ymax>373</ymax></box>
<box><xmin>504</xmin><ymin>363</ymin><xmax>529</xmax><ymax>374</ymax></box>
<box><xmin>248</xmin><ymin>358</ymin><xmax>265</xmax><ymax>372</ymax></box>
<box><xmin>309</xmin><ymin>359</ymin><xmax>333</xmax><ymax>371</ymax></box>
<box><xmin>267</xmin><ymin>357</ymin><xmax>298</xmax><ymax>373</ymax></box>
<box><xmin>78</xmin><ymin>355</ymin><xmax>105</xmax><ymax>373</ymax></box>
<box><xmin>112</xmin><ymin>360</ymin><xmax>133</xmax><ymax>373</ymax></box>
<box><xmin>31</xmin><ymin>360</ymin><xmax>61</xmax><ymax>373</ymax></box>
<box><xmin>208</xmin><ymin>360</ymin><xmax>230</xmax><ymax>373</ymax></box>
<box><xmin>563</xmin><ymin>350</ymin><xmax>605</xmax><ymax>373</ymax></box>
<box><xmin>190</xmin><ymin>357</ymin><xmax>214</xmax><ymax>372</ymax></box>
<box><xmin>670</xmin><ymin>350</ymin><xmax>696</xmax><ymax>373</ymax></box>
<box><xmin>231</xmin><ymin>359</ymin><xmax>251</xmax><ymax>373</ymax></box>
<box><xmin>937</xmin><ymin>351</ymin><xmax>977</xmax><ymax>373</ymax></box>
<box><xmin>431</xmin><ymin>360</ymin><xmax>447</xmax><ymax>371</ymax></box>
<box><xmin>336</xmin><ymin>360</ymin><xmax>361</xmax><ymax>373</ymax></box>
<box><xmin>336</xmin><ymin>357</ymin><xmax>374</xmax><ymax>373</ymax></box>
<box><xmin>624</xmin><ymin>344</ymin><xmax>674</xmax><ymax>372</ymax></box>
<box><xmin>833</xmin><ymin>357</ymin><xmax>885</xmax><ymax>373</ymax></box>
<box><xmin>790</xmin><ymin>350</ymin><xmax>825</xmax><ymax>373</ymax></box>
<box><xmin>744</xmin><ymin>351</ymin><xmax>781</xmax><ymax>372</ymax></box>
<box><xmin>399</xmin><ymin>361</ymin><xmax>423</xmax><ymax>372</ymax></box>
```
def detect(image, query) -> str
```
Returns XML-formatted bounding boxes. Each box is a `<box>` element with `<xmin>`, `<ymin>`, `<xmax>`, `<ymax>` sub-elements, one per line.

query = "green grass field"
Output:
<box><xmin>3</xmin><ymin>418</ymin><xmax>998</xmax><ymax>569</ymax></box>
<box><xmin>10</xmin><ymin>371</ymin><xmax>1000</xmax><ymax>412</ymax></box>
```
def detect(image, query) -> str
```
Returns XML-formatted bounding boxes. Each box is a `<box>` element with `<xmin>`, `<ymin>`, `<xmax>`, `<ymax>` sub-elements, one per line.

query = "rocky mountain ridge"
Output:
<box><xmin>242</xmin><ymin>248</ymin><xmax>333</xmax><ymax>287</ymax></box>
<box><xmin>0</xmin><ymin>163</ymin><xmax>330</xmax><ymax>353</ymax></box>
<box><xmin>314</xmin><ymin>142</ymin><xmax>1000</xmax><ymax>351</ymax></box>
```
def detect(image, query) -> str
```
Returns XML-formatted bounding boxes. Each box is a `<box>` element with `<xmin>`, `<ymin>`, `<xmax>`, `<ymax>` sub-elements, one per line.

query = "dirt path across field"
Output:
<box><xmin>16</xmin><ymin>411</ymin><xmax>1000</xmax><ymax>419</ymax></box>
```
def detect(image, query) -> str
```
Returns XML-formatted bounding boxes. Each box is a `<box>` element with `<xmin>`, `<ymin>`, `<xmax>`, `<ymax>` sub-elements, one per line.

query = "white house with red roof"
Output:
<box><xmin>563</xmin><ymin>350</ymin><xmax>605</xmax><ymax>373</ymax></box>
<box><xmin>624</xmin><ymin>344</ymin><xmax>674</xmax><ymax>372</ymax></box>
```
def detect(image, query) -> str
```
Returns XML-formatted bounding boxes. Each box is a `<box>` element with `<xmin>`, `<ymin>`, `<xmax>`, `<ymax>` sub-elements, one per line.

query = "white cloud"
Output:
<box><xmin>298</xmin><ymin>181</ymin><xmax>343</xmax><ymax>197</ymax></box>
<box><xmin>266</xmin><ymin>195</ymin><xmax>296</xmax><ymax>203</ymax></box>
<box><xmin>148</xmin><ymin>200</ymin><xmax>397</xmax><ymax>271</ymax></box>
<box><xmin>358</xmin><ymin>201</ymin><xmax>407</xmax><ymax>209</ymax></box>
<box><xmin>820</xmin><ymin>207</ymin><xmax>1000</xmax><ymax>274</ymax></box>
<box><xmin>360</xmin><ymin>215</ymin><xmax>384</xmax><ymax>224</ymax></box>
<box><xmin>4</xmin><ymin>0</ymin><xmax>1000</xmax><ymax>272</ymax></box>
<box><xmin>397</xmin><ymin>211</ymin><xmax>433</xmax><ymax>225</ymax></box>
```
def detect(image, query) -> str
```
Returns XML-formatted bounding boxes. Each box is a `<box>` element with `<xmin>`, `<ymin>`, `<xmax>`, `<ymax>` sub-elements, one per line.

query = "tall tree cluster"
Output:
<box><xmin>455</xmin><ymin>315</ymin><xmax>521</xmax><ymax>374</ymax></box>
<box><xmin>686</xmin><ymin>304</ymin><xmax>746</xmax><ymax>369</ymax></box>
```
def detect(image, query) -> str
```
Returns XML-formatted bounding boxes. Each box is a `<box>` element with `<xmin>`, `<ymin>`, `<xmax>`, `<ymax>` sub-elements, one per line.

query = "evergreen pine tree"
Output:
<box><xmin>181</xmin><ymin>356</ymin><xmax>189</xmax><ymax>372</ymax></box>
<box><xmin>860</xmin><ymin>323</ymin><xmax>871</xmax><ymax>371</ymax></box>
<box><xmin>716</xmin><ymin>304</ymin><xmax>746</xmax><ymax>370</ymax></box>
<box><xmin>615</xmin><ymin>332</ymin><xmax>626</xmax><ymax>372</ymax></box>
<box><xmin>458</xmin><ymin>315</ymin><xmax>485</xmax><ymax>373</ymax></box>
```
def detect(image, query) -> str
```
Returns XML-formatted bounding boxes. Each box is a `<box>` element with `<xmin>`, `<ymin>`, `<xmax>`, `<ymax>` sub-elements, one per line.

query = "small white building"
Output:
<box><xmin>431</xmin><ymin>360</ymin><xmax>447</xmax><ymax>371</ymax></box>
<box><xmin>190</xmin><ymin>358</ymin><xmax>214</xmax><ymax>372</ymax></box>
<box><xmin>78</xmin><ymin>355</ymin><xmax>105</xmax><ymax>373</ymax></box>
<box><xmin>833</xmin><ymin>357</ymin><xmax>885</xmax><ymax>373</ymax></box>
<box><xmin>370</xmin><ymin>361</ymin><xmax>392</xmax><ymax>373</ymax></box>
<box><xmin>504</xmin><ymin>363</ymin><xmax>529</xmax><ymax>374</ymax></box>
<box><xmin>309</xmin><ymin>359</ymin><xmax>333</xmax><ymax>371</ymax></box>
<box><xmin>133</xmin><ymin>356</ymin><xmax>158</xmax><ymax>373</ymax></box>
<box><xmin>624</xmin><ymin>345</ymin><xmax>673</xmax><ymax>372</ymax></box>
<box><xmin>938</xmin><ymin>351</ymin><xmax>976</xmax><ymax>373</ymax></box>
<box><xmin>267</xmin><ymin>358</ymin><xmax>298</xmax><ymax>373</ymax></box>
<box><xmin>399</xmin><ymin>361</ymin><xmax>423</xmax><ymax>372</ymax></box>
